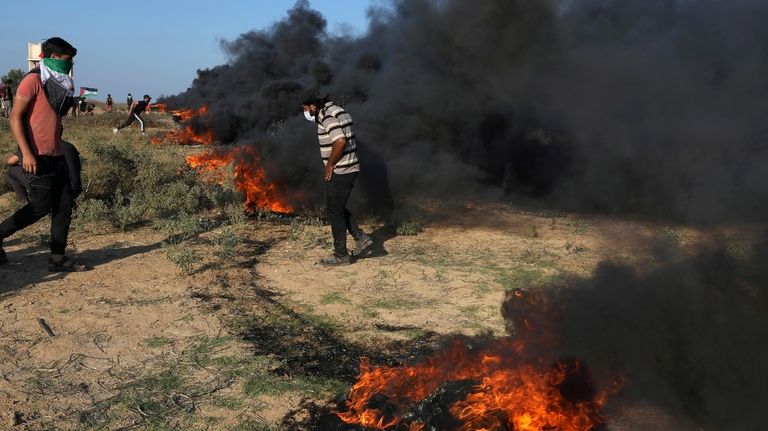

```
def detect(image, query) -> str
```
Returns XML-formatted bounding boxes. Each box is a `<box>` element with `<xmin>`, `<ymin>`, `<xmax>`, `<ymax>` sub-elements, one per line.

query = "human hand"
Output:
<box><xmin>324</xmin><ymin>164</ymin><xmax>333</xmax><ymax>182</ymax></box>
<box><xmin>22</xmin><ymin>153</ymin><xmax>37</xmax><ymax>175</ymax></box>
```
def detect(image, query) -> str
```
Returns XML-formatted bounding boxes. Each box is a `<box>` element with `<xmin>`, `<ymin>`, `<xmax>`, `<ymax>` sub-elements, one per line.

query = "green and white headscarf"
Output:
<box><xmin>40</xmin><ymin>57</ymin><xmax>74</xmax><ymax>96</ymax></box>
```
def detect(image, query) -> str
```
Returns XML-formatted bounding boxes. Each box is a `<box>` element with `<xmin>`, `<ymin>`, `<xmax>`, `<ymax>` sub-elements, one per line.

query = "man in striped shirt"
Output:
<box><xmin>301</xmin><ymin>91</ymin><xmax>372</xmax><ymax>266</ymax></box>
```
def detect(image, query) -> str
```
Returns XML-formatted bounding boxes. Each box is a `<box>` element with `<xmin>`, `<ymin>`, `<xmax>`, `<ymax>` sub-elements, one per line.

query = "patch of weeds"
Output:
<box><xmin>396</xmin><ymin>220</ymin><xmax>424</xmax><ymax>236</ymax></box>
<box><xmin>573</xmin><ymin>222</ymin><xmax>591</xmax><ymax>235</ymax></box>
<box><xmin>72</xmin><ymin>198</ymin><xmax>111</xmax><ymax>227</ymax></box>
<box><xmin>659</xmin><ymin>226</ymin><xmax>682</xmax><ymax>244</ymax></box>
<box><xmin>471</xmin><ymin>283</ymin><xmax>494</xmax><ymax>299</ymax></box>
<box><xmin>565</xmin><ymin>241</ymin><xmax>587</xmax><ymax>254</ymax></box>
<box><xmin>320</xmin><ymin>292</ymin><xmax>352</xmax><ymax>305</ymax></box>
<box><xmin>373</xmin><ymin>295</ymin><xmax>432</xmax><ymax>311</ymax></box>
<box><xmin>224</xmin><ymin>202</ymin><xmax>248</xmax><ymax>226</ymax></box>
<box><xmin>214</xmin><ymin>226</ymin><xmax>243</xmax><ymax>263</ymax></box>
<box><xmin>289</xmin><ymin>216</ymin><xmax>328</xmax><ymax>249</ymax></box>
<box><xmin>144</xmin><ymin>336</ymin><xmax>174</xmax><ymax>349</ymax></box>
<box><xmin>155</xmin><ymin>212</ymin><xmax>211</xmax><ymax>241</ymax></box>
<box><xmin>186</xmin><ymin>335</ymin><xmax>233</xmax><ymax>367</ymax></box>
<box><xmin>360</xmin><ymin>306</ymin><xmax>382</xmax><ymax>319</ymax></box>
<box><xmin>402</xmin><ymin>328</ymin><xmax>430</xmax><ymax>339</ymax></box>
<box><xmin>485</xmin><ymin>263</ymin><xmax>556</xmax><ymax>291</ymax></box>
<box><xmin>211</xmin><ymin>396</ymin><xmax>244</xmax><ymax>411</ymax></box>
<box><xmin>458</xmin><ymin>304</ymin><xmax>482</xmax><ymax>319</ymax></box>
<box><xmin>726</xmin><ymin>240</ymin><xmax>751</xmax><ymax>262</ymax></box>
<box><xmin>162</xmin><ymin>242</ymin><xmax>197</xmax><ymax>274</ymax></box>
<box><xmin>110</xmin><ymin>188</ymin><xmax>146</xmax><ymax>231</ymax></box>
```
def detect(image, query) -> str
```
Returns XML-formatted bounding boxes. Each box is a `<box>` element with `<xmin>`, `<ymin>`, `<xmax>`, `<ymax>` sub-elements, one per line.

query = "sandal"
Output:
<box><xmin>48</xmin><ymin>256</ymin><xmax>92</xmax><ymax>272</ymax></box>
<box><xmin>353</xmin><ymin>234</ymin><xmax>374</xmax><ymax>256</ymax></box>
<box><xmin>318</xmin><ymin>253</ymin><xmax>352</xmax><ymax>266</ymax></box>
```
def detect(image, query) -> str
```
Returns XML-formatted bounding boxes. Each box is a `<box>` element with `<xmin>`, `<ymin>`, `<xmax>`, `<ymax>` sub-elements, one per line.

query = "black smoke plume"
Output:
<box><xmin>164</xmin><ymin>0</ymin><xmax>768</xmax><ymax>222</ymax></box>
<box><xmin>500</xmin><ymin>239</ymin><xmax>768</xmax><ymax>430</ymax></box>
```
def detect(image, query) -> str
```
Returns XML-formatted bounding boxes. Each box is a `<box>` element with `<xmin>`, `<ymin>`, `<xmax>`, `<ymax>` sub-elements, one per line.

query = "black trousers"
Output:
<box><xmin>325</xmin><ymin>172</ymin><xmax>363</xmax><ymax>256</ymax></box>
<box><xmin>117</xmin><ymin>112</ymin><xmax>144</xmax><ymax>131</ymax></box>
<box><xmin>0</xmin><ymin>156</ymin><xmax>73</xmax><ymax>255</ymax></box>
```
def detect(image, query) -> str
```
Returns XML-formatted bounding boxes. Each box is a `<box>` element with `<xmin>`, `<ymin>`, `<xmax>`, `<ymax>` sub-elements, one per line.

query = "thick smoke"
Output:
<box><xmin>164</xmin><ymin>0</ymin><xmax>768</xmax><ymax>222</ymax></box>
<box><xmin>500</xmin><ymin>240</ymin><xmax>768</xmax><ymax>430</ymax></box>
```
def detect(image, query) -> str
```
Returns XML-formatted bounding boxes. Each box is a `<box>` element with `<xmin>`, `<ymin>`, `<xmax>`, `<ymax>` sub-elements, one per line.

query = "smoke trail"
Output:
<box><xmin>164</xmin><ymin>0</ymin><xmax>768</xmax><ymax>222</ymax></box>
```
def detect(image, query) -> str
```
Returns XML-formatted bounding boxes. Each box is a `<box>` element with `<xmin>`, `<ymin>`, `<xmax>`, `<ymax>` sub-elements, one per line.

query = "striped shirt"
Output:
<box><xmin>317</xmin><ymin>101</ymin><xmax>359</xmax><ymax>174</ymax></box>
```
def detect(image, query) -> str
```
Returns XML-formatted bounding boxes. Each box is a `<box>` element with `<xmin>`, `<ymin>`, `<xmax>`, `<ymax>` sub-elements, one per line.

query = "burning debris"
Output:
<box><xmin>336</xmin><ymin>339</ymin><xmax>612</xmax><ymax>431</ymax></box>
<box><xmin>147</xmin><ymin>102</ymin><xmax>167</xmax><ymax>113</ymax></box>
<box><xmin>186</xmin><ymin>146</ymin><xmax>293</xmax><ymax>214</ymax></box>
<box><xmin>151</xmin><ymin>103</ymin><xmax>292</xmax><ymax>213</ymax></box>
<box><xmin>151</xmin><ymin>105</ymin><xmax>214</xmax><ymax>146</ymax></box>
<box><xmin>335</xmin><ymin>289</ymin><xmax>620</xmax><ymax>431</ymax></box>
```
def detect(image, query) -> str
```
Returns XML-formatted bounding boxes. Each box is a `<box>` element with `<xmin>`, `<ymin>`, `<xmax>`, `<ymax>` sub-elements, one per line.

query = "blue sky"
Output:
<box><xmin>0</xmin><ymin>0</ymin><xmax>373</xmax><ymax>101</ymax></box>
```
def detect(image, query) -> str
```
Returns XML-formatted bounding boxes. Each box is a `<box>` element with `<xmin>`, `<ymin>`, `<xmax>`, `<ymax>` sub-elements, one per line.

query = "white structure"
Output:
<box><xmin>27</xmin><ymin>42</ymin><xmax>74</xmax><ymax>77</ymax></box>
<box><xmin>27</xmin><ymin>42</ymin><xmax>41</xmax><ymax>71</ymax></box>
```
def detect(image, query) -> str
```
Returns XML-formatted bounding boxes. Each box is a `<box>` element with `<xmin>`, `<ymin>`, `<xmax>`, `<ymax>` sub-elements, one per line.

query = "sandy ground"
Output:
<box><xmin>1</xmin><ymin>194</ymin><xmax>756</xmax><ymax>430</ymax></box>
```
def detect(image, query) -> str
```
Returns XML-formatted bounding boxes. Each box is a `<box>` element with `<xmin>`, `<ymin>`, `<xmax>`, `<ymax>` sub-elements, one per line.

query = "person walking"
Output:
<box><xmin>0</xmin><ymin>37</ymin><xmax>89</xmax><ymax>271</ymax></box>
<box><xmin>106</xmin><ymin>94</ymin><xmax>113</xmax><ymax>113</ymax></box>
<box><xmin>113</xmin><ymin>94</ymin><xmax>151</xmax><ymax>135</ymax></box>
<box><xmin>300</xmin><ymin>90</ymin><xmax>373</xmax><ymax>266</ymax></box>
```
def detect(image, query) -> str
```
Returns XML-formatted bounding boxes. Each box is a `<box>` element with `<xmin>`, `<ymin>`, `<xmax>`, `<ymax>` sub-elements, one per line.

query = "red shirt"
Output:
<box><xmin>16</xmin><ymin>73</ymin><xmax>62</xmax><ymax>156</ymax></box>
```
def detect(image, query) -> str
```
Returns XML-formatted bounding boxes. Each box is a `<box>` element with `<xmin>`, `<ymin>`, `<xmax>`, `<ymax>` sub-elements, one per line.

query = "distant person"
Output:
<box><xmin>79</xmin><ymin>98</ymin><xmax>94</xmax><ymax>115</ymax></box>
<box><xmin>113</xmin><ymin>94</ymin><xmax>151</xmax><ymax>135</ymax></box>
<box><xmin>106</xmin><ymin>94</ymin><xmax>113</xmax><ymax>113</ymax></box>
<box><xmin>0</xmin><ymin>81</ymin><xmax>12</xmax><ymax>118</ymax></box>
<box><xmin>0</xmin><ymin>82</ymin><xmax>6</xmax><ymax>118</ymax></box>
<box><xmin>0</xmin><ymin>36</ymin><xmax>89</xmax><ymax>271</ymax></box>
<box><xmin>300</xmin><ymin>90</ymin><xmax>373</xmax><ymax>266</ymax></box>
<box><xmin>126</xmin><ymin>93</ymin><xmax>133</xmax><ymax>110</ymax></box>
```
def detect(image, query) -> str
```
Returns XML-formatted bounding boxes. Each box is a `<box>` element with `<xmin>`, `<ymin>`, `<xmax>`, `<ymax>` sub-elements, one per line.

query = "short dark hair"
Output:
<box><xmin>41</xmin><ymin>37</ymin><xmax>77</xmax><ymax>58</ymax></box>
<box><xmin>299</xmin><ymin>88</ymin><xmax>330</xmax><ymax>107</ymax></box>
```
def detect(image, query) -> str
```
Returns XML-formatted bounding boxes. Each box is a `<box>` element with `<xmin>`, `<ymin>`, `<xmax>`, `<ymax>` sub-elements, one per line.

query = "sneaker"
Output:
<box><xmin>318</xmin><ymin>253</ymin><xmax>352</xmax><ymax>266</ymax></box>
<box><xmin>112</xmin><ymin>128</ymin><xmax>118</xmax><ymax>134</ymax></box>
<box><xmin>353</xmin><ymin>234</ymin><xmax>374</xmax><ymax>256</ymax></box>
<box><xmin>141</xmin><ymin>131</ymin><xmax>146</xmax><ymax>136</ymax></box>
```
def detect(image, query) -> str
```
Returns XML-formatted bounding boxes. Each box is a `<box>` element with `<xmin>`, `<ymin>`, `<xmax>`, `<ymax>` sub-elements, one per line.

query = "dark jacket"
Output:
<box><xmin>8</xmin><ymin>141</ymin><xmax>82</xmax><ymax>202</ymax></box>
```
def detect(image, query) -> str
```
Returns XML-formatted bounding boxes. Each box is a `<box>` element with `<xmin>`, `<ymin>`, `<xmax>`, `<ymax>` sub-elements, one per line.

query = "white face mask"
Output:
<box><xmin>304</xmin><ymin>110</ymin><xmax>316</xmax><ymax>122</ymax></box>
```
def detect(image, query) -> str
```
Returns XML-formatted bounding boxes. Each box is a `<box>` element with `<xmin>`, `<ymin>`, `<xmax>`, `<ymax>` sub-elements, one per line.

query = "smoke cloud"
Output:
<box><xmin>499</xmin><ymin>239</ymin><xmax>768</xmax><ymax>430</ymax></box>
<box><xmin>164</xmin><ymin>0</ymin><xmax>768</xmax><ymax>222</ymax></box>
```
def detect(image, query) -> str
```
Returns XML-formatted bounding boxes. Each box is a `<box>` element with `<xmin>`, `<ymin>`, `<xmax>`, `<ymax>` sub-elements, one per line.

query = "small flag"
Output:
<box><xmin>79</xmin><ymin>87</ymin><xmax>98</xmax><ymax>98</ymax></box>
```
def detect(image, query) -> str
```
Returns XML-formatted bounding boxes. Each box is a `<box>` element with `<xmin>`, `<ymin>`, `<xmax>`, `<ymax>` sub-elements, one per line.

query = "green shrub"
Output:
<box><xmin>81</xmin><ymin>143</ymin><xmax>140</xmax><ymax>198</ymax></box>
<box><xmin>155</xmin><ymin>212</ymin><xmax>210</xmax><ymax>242</ymax></box>
<box><xmin>396</xmin><ymin>220</ymin><xmax>424</xmax><ymax>236</ymax></box>
<box><xmin>214</xmin><ymin>226</ymin><xmax>243</xmax><ymax>262</ymax></box>
<box><xmin>162</xmin><ymin>242</ymin><xmax>197</xmax><ymax>274</ymax></box>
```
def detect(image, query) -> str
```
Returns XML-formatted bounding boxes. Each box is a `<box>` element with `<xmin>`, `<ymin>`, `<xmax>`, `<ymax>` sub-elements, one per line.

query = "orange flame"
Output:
<box><xmin>171</xmin><ymin>105</ymin><xmax>209</xmax><ymax>121</ymax></box>
<box><xmin>151</xmin><ymin>105</ymin><xmax>214</xmax><ymax>146</ymax></box>
<box><xmin>148</xmin><ymin>102</ymin><xmax>167</xmax><ymax>113</ymax></box>
<box><xmin>185</xmin><ymin>146</ymin><xmax>293</xmax><ymax>213</ymax></box>
<box><xmin>336</xmin><ymin>337</ymin><xmax>617</xmax><ymax>430</ymax></box>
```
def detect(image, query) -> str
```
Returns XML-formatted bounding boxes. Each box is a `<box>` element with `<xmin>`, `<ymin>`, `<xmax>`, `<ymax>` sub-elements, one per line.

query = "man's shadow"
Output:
<box><xmin>353</xmin><ymin>144</ymin><xmax>396</xmax><ymax>261</ymax></box>
<box><xmin>0</xmin><ymin>240</ymin><xmax>162</xmax><ymax>297</ymax></box>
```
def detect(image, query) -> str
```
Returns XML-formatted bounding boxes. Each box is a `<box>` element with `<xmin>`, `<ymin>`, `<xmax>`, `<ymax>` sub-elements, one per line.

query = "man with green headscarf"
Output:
<box><xmin>0</xmin><ymin>37</ymin><xmax>90</xmax><ymax>272</ymax></box>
